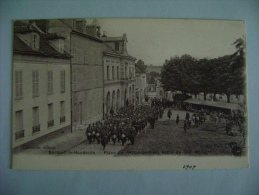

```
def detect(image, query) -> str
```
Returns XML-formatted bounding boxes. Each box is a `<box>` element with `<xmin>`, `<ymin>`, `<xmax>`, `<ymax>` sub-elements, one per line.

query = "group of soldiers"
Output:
<box><xmin>85</xmin><ymin>104</ymin><xmax>164</xmax><ymax>150</ymax></box>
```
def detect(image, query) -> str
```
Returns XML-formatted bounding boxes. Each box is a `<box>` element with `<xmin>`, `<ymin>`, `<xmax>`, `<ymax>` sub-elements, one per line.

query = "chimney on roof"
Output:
<box><xmin>102</xmin><ymin>31</ymin><xmax>107</xmax><ymax>37</ymax></box>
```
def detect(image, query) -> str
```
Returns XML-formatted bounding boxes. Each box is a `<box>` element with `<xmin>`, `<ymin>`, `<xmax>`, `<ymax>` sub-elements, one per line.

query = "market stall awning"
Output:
<box><xmin>184</xmin><ymin>98</ymin><xmax>241</xmax><ymax>111</ymax></box>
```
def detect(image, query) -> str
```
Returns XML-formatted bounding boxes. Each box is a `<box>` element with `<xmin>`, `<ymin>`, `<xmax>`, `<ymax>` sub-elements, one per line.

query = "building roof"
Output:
<box><xmin>13</xmin><ymin>34</ymin><xmax>71</xmax><ymax>59</ymax></box>
<box><xmin>184</xmin><ymin>98</ymin><xmax>241</xmax><ymax>110</ymax></box>
<box><xmin>101</xmin><ymin>36</ymin><xmax>124</xmax><ymax>42</ymax></box>
<box><xmin>14</xmin><ymin>21</ymin><xmax>42</xmax><ymax>34</ymax></box>
<box><xmin>103</xmin><ymin>43</ymin><xmax>136</xmax><ymax>61</ymax></box>
<box><xmin>101</xmin><ymin>33</ymin><xmax>127</xmax><ymax>42</ymax></box>
<box><xmin>42</xmin><ymin>33</ymin><xmax>65</xmax><ymax>39</ymax></box>
<box><xmin>71</xmin><ymin>30</ymin><xmax>103</xmax><ymax>42</ymax></box>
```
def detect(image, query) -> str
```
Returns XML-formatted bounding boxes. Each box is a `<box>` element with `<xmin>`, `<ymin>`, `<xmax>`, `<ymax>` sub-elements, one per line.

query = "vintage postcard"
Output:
<box><xmin>12</xmin><ymin>18</ymin><xmax>248</xmax><ymax>170</ymax></box>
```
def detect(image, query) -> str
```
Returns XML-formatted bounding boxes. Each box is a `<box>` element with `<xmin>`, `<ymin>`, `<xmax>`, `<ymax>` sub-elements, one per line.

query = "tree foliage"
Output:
<box><xmin>136</xmin><ymin>59</ymin><xmax>147</xmax><ymax>73</ymax></box>
<box><xmin>160</xmin><ymin>38</ymin><xmax>246</xmax><ymax>103</ymax></box>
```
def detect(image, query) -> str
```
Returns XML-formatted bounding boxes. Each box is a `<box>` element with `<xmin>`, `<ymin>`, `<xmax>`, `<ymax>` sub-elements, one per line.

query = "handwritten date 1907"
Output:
<box><xmin>183</xmin><ymin>165</ymin><xmax>196</xmax><ymax>170</ymax></box>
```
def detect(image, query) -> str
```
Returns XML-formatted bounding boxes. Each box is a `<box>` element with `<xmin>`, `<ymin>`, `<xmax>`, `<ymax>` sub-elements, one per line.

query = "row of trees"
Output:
<box><xmin>160</xmin><ymin>38</ymin><xmax>246</xmax><ymax>103</ymax></box>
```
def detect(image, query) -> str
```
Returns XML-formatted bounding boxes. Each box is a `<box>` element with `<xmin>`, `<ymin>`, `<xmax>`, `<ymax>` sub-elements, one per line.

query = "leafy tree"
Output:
<box><xmin>160</xmin><ymin>54</ymin><xmax>198</xmax><ymax>94</ymax></box>
<box><xmin>160</xmin><ymin>38</ymin><xmax>246</xmax><ymax>103</ymax></box>
<box><xmin>136</xmin><ymin>59</ymin><xmax>147</xmax><ymax>73</ymax></box>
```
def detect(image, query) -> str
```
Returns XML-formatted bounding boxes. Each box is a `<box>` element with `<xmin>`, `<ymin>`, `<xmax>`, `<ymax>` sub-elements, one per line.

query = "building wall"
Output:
<box><xmin>12</xmin><ymin>54</ymin><xmax>71</xmax><ymax>148</ymax></box>
<box><xmin>71</xmin><ymin>33</ymin><xmax>104</xmax><ymax>127</ymax></box>
<box><xmin>135</xmin><ymin>73</ymin><xmax>147</xmax><ymax>104</ymax></box>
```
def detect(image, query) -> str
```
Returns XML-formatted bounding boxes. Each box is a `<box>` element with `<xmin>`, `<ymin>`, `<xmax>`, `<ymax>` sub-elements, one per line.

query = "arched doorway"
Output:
<box><xmin>129</xmin><ymin>86</ymin><xmax>132</xmax><ymax>104</ymax></box>
<box><xmin>112</xmin><ymin>90</ymin><xmax>116</xmax><ymax>111</ymax></box>
<box><xmin>106</xmin><ymin>91</ymin><xmax>110</xmax><ymax>115</ymax></box>
<box><xmin>124</xmin><ymin>88</ymin><xmax>127</xmax><ymax>107</ymax></box>
<box><xmin>117</xmin><ymin>89</ymin><xmax>120</xmax><ymax>110</ymax></box>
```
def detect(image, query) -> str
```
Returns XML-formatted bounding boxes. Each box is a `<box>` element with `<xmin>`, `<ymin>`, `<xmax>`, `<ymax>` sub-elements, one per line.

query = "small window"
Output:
<box><xmin>15</xmin><ymin>70</ymin><xmax>23</xmax><ymax>98</ymax></box>
<box><xmin>47</xmin><ymin>103</ymin><xmax>54</xmax><ymax>128</ymax></box>
<box><xmin>15</xmin><ymin>110</ymin><xmax>24</xmax><ymax>140</ymax></box>
<box><xmin>32</xmin><ymin>70</ymin><xmax>39</xmax><ymax>97</ymax></box>
<box><xmin>32</xmin><ymin>107</ymin><xmax>40</xmax><ymax>134</ymax></box>
<box><xmin>47</xmin><ymin>71</ymin><xmax>53</xmax><ymax>94</ymax></box>
<box><xmin>107</xmin><ymin>66</ymin><xmax>109</xmax><ymax>80</ymax></box>
<box><xmin>32</xmin><ymin>34</ymin><xmax>39</xmax><ymax>49</ymax></box>
<box><xmin>73</xmin><ymin>73</ymin><xmax>77</xmax><ymax>91</ymax></box>
<box><xmin>60</xmin><ymin>101</ymin><xmax>66</xmax><ymax>123</ymax></box>
<box><xmin>60</xmin><ymin>70</ymin><xmax>65</xmax><ymax>93</ymax></box>
<box><xmin>112</xmin><ymin>66</ymin><xmax>114</xmax><ymax>79</ymax></box>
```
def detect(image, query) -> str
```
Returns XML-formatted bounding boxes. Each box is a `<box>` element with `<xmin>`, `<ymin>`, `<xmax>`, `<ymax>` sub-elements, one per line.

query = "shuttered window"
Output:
<box><xmin>60</xmin><ymin>70</ymin><xmax>65</xmax><ymax>92</ymax></box>
<box><xmin>32</xmin><ymin>70</ymin><xmax>39</xmax><ymax>96</ymax></box>
<box><xmin>15</xmin><ymin>70</ymin><xmax>23</xmax><ymax>98</ymax></box>
<box><xmin>47</xmin><ymin>71</ymin><xmax>53</xmax><ymax>94</ymax></box>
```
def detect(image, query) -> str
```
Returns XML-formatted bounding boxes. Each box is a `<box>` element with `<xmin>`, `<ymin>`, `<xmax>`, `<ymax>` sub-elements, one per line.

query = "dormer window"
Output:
<box><xmin>32</xmin><ymin>33</ymin><xmax>39</xmax><ymax>49</ymax></box>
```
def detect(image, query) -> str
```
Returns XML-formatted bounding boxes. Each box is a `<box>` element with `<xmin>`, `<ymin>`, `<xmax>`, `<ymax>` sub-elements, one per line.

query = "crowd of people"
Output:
<box><xmin>85</xmin><ymin>103</ymin><xmax>164</xmax><ymax>150</ymax></box>
<box><xmin>85</xmin><ymin>97</ymin><xmax>245</xmax><ymax>150</ymax></box>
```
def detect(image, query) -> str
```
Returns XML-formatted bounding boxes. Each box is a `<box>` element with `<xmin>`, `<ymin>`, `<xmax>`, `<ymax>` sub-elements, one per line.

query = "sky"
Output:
<box><xmin>95</xmin><ymin>18</ymin><xmax>245</xmax><ymax>66</ymax></box>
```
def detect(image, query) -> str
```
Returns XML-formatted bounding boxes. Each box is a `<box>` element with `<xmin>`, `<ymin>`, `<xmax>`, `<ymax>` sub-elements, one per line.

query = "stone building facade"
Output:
<box><xmin>12</xmin><ymin>21</ymin><xmax>71</xmax><ymax>148</ymax></box>
<box><xmin>42</xmin><ymin>19</ymin><xmax>104</xmax><ymax>128</ymax></box>
<box><xmin>102</xmin><ymin>33</ymin><xmax>136</xmax><ymax>116</ymax></box>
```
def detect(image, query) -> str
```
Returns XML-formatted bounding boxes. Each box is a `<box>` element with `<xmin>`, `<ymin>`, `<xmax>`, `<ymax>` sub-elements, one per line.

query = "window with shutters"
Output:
<box><xmin>32</xmin><ymin>34</ymin><xmax>39</xmax><ymax>49</ymax></box>
<box><xmin>117</xmin><ymin>66</ymin><xmax>119</xmax><ymax>79</ymax></box>
<box><xmin>60</xmin><ymin>70</ymin><xmax>65</xmax><ymax>93</ymax></box>
<box><xmin>60</xmin><ymin>101</ymin><xmax>65</xmax><ymax>123</ymax></box>
<box><xmin>47</xmin><ymin>71</ymin><xmax>53</xmax><ymax>94</ymax></box>
<box><xmin>107</xmin><ymin>66</ymin><xmax>109</xmax><ymax>80</ymax></box>
<box><xmin>47</xmin><ymin>103</ymin><xmax>54</xmax><ymax>128</ymax></box>
<box><xmin>15</xmin><ymin>110</ymin><xmax>24</xmax><ymax>140</ymax></box>
<box><xmin>32</xmin><ymin>70</ymin><xmax>39</xmax><ymax>97</ymax></box>
<box><xmin>15</xmin><ymin>70</ymin><xmax>23</xmax><ymax>99</ymax></box>
<box><xmin>32</xmin><ymin>107</ymin><xmax>40</xmax><ymax>133</ymax></box>
<box><xmin>125</xmin><ymin>67</ymin><xmax>127</xmax><ymax>79</ymax></box>
<box><xmin>112</xmin><ymin>66</ymin><xmax>114</xmax><ymax>79</ymax></box>
<box><xmin>73</xmin><ymin>73</ymin><xmax>77</xmax><ymax>91</ymax></box>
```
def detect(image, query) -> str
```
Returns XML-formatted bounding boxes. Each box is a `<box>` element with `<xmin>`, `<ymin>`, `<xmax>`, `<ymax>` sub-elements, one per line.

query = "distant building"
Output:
<box><xmin>146</xmin><ymin>65</ymin><xmax>162</xmax><ymax>74</ymax></box>
<box><xmin>102</xmin><ymin>33</ymin><xmax>136</xmax><ymax>115</ymax></box>
<box><xmin>12</xmin><ymin>21</ymin><xmax>71</xmax><ymax>148</ymax></box>
<box><xmin>135</xmin><ymin>67</ymin><xmax>147</xmax><ymax>104</ymax></box>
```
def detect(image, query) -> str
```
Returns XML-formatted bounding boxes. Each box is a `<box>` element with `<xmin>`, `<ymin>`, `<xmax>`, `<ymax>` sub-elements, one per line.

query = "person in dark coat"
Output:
<box><xmin>110</xmin><ymin>107</ymin><xmax>114</xmax><ymax>117</ymax></box>
<box><xmin>176</xmin><ymin>114</ymin><xmax>179</xmax><ymax>125</ymax></box>
<box><xmin>167</xmin><ymin>109</ymin><xmax>172</xmax><ymax>120</ymax></box>
<box><xmin>186</xmin><ymin>112</ymin><xmax>190</xmax><ymax>121</ymax></box>
<box><xmin>183</xmin><ymin>118</ymin><xmax>188</xmax><ymax>133</ymax></box>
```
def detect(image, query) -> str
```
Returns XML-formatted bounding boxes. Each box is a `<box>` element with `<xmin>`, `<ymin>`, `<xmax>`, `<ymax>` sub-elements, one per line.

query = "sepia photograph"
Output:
<box><xmin>11</xmin><ymin>18</ymin><xmax>248</xmax><ymax>170</ymax></box>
